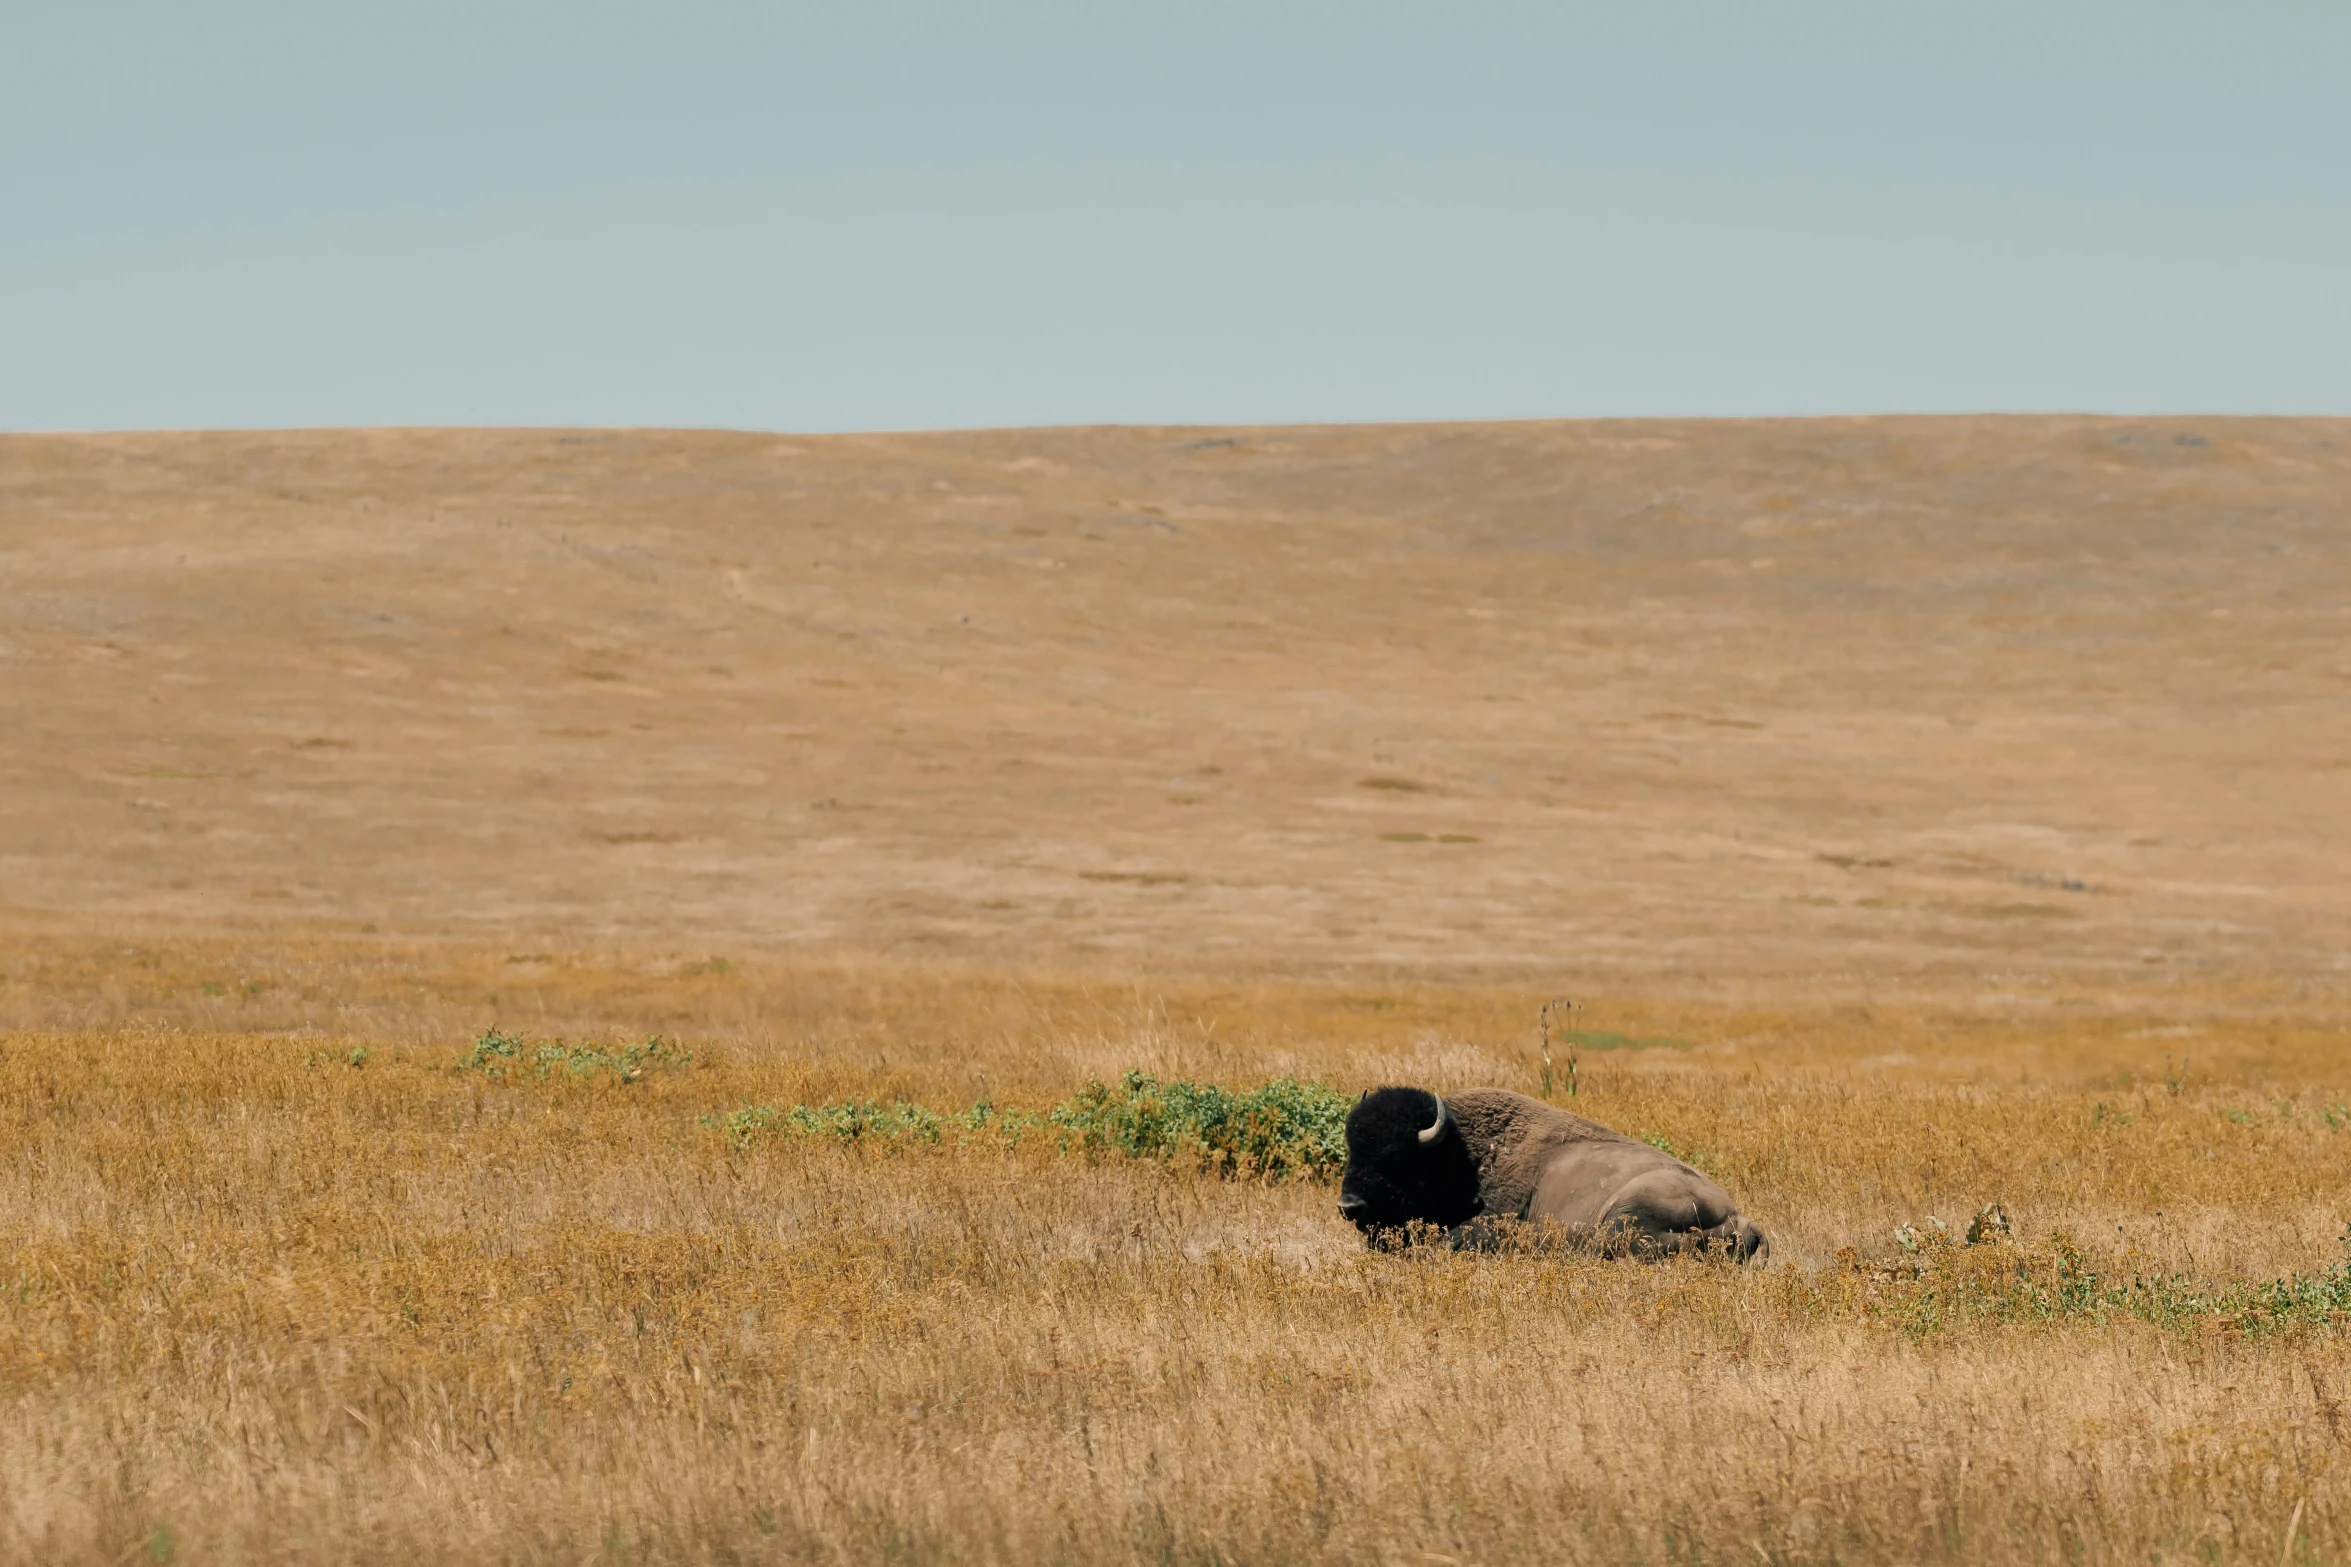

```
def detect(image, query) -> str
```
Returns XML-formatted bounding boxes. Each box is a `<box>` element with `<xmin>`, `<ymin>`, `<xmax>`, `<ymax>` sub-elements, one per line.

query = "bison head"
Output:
<box><xmin>1338</xmin><ymin>1086</ymin><xmax>1482</xmax><ymax>1237</ymax></box>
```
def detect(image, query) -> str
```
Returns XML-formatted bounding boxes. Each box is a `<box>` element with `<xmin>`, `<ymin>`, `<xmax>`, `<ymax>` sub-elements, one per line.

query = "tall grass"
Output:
<box><xmin>708</xmin><ymin>1069</ymin><xmax>1350</xmax><ymax>1179</ymax></box>
<box><xmin>2</xmin><ymin>940</ymin><xmax>2349</xmax><ymax>1563</ymax></box>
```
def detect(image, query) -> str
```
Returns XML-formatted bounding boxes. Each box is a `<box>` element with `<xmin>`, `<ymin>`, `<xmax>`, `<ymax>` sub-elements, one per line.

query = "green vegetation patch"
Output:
<box><xmin>1852</xmin><ymin>1217</ymin><xmax>2351</xmax><ymax>1339</ymax></box>
<box><xmin>1563</xmin><ymin>1029</ymin><xmax>1694</xmax><ymax>1053</ymax></box>
<box><xmin>457</xmin><ymin>1027</ymin><xmax>691</xmax><ymax>1084</ymax></box>
<box><xmin>708</xmin><ymin>1069</ymin><xmax>1351</xmax><ymax>1181</ymax></box>
<box><xmin>706</xmin><ymin>1099</ymin><xmax>946</xmax><ymax>1148</ymax></box>
<box><xmin>1048</xmin><ymin>1071</ymin><xmax>1350</xmax><ymax>1179</ymax></box>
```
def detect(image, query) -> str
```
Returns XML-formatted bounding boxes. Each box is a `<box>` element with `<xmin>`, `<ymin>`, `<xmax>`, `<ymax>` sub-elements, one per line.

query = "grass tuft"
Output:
<box><xmin>706</xmin><ymin>1098</ymin><xmax>946</xmax><ymax>1149</ymax></box>
<box><xmin>1047</xmin><ymin>1070</ymin><xmax>1350</xmax><ymax>1179</ymax></box>
<box><xmin>707</xmin><ymin>1070</ymin><xmax>1350</xmax><ymax>1180</ymax></box>
<box><xmin>1848</xmin><ymin>1221</ymin><xmax>2351</xmax><ymax>1338</ymax></box>
<box><xmin>456</xmin><ymin>1027</ymin><xmax>691</xmax><ymax>1084</ymax></box>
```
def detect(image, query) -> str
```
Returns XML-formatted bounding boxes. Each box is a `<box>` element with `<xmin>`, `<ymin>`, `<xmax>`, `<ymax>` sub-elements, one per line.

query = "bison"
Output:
<box><xmin>1338</xmin><ymin>1086</ymin><xmax>1768</xmax><ymax>1263</ymax></box>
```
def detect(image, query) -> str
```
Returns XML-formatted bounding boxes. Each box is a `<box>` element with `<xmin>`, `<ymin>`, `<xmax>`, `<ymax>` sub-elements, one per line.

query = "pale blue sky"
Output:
<box><xmin>4</xmin><ymin>2</ymin><xmax>2345</xmax><ymax>431</ymax></box>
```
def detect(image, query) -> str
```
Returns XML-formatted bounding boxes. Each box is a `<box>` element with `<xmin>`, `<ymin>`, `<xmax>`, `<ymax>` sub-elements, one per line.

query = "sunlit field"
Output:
<box><xmin>6</xmin><ymin>419</ymin><xmax>2348</xmax><ymax>1561</ymax></box>
<box><xmin>4</xmin><ymin>940</ymin><xmax>2349</xmax><ymax>1564</ymax></box>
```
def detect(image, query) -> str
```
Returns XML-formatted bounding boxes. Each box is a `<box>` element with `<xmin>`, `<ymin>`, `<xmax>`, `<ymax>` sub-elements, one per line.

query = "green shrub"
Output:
<box><xmin>707</xmin><ymin>1099</ymin><xmax>945</xmax><ymax>1150</ymax></box>
<box><xmin>1861</xmin><ymin>1218</ymin><xmax>2351</xmax><ymax>1338</ymax></box>
<box><xmin>1046</xmin><ymin>1071</ymin><xmax>1350</xmax><ymax>1179</ymax></box>
<box><xmin>705</xmin><ymin>1070</ymin><xmax>1351</xmax><ymax>1180</ymax></box>
<box><xmin>457</xmin><ymin>1028</ymin><xmax>690</xmax><ymax>1084</ymax></box>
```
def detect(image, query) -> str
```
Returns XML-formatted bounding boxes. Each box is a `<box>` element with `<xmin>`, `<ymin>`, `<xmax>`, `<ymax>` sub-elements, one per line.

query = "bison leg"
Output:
<box><xmin>1642</xmin><ymin>1215</ymin><xmax>1769</xmax><ymax>1266</ymax></box>
<box><xmin>1592</xmin><ymin>1171</ymin><xmax>1766</xmax><ymax>1264</ymax></box>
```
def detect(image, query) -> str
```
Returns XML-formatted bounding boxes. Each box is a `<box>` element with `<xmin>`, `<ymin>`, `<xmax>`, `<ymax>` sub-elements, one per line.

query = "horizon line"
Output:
<box><xmin>10</xmin><ymin>410</ymin><xmax>2351</xmax><ymax>441</ymax></box>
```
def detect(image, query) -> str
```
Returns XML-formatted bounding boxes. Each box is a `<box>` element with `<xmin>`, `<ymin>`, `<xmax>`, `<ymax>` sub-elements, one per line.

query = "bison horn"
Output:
<box><xmin>1417</xmin><ymin>1095</ymin><xmax>1451</xmax><ymax>1145</ymax></box>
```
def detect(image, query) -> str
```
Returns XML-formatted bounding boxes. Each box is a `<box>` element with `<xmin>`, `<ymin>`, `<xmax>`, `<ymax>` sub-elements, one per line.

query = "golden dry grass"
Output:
<box><xmin>6</xmin><ymin>419</ymin><xmax>2349</xmax><ymax>1561</ymax></box>
<box><xmin>5</xmin><ymin>941</ymin><xmax>2351</xmax><ymax>1564</ymax></box>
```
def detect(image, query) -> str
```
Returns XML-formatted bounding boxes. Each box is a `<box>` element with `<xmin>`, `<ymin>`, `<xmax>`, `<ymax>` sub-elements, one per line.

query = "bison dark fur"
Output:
<box><xmin>1339</xmin><ymin>1086</ymin><xmax>1768</xmax><ymax>1264</ymax></box>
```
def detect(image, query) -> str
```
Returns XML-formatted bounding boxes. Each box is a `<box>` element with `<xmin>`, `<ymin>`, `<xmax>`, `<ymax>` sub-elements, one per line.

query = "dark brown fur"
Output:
<box><xmin>1340</xmin><ymin>1086</ymin><xmax>1768</xmax><ymax>1263</ymax></box>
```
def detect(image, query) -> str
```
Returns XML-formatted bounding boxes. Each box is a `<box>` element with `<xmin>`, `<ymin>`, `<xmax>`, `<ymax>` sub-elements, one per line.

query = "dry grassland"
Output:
<box><xmin>5</xmin><ymin>417</ymin><xmax>2348</xmax><ymax>983</ymax></box>
<box><xmin>3</xmin><ymin>420</ymin><xmax>2350</xmax><ymax>1563</ymax></box>
<box><xmin>3</xmin><ymin>941</ymin><xmax>2350</xmax><ymax>1565</ymax></box>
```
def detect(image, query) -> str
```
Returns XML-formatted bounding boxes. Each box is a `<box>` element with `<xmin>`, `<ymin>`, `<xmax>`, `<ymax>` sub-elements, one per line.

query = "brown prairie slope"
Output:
<box><xmin>1</xmin><ymin>417</ymin><xmax>2346</xmax><ymax>991</ymax></box>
